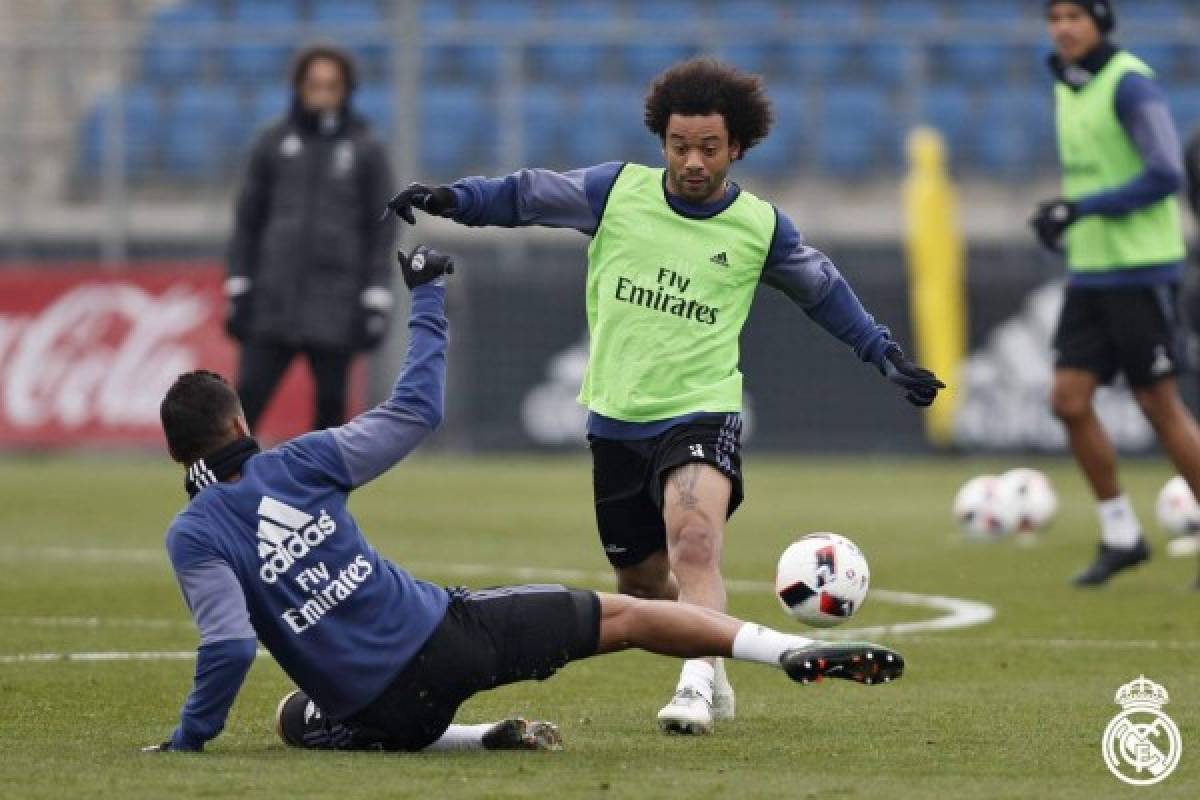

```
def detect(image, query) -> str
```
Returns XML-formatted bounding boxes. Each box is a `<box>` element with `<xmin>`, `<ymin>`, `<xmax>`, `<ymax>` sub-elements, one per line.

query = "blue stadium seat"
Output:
<box><xmin>528</xmin><ymin>2</ymin><xmax>613</xmax><ymax>83</ymax></box>
<box><xmin>954</xmin><ymin>0</ymin><xmax>1024</xmax><ymax>28</ymax></box>
<box><xmin>794</xmin><ymin>0</ymin><xmax>863</xmax><ymax>28</ymax></box>
<box><xmin>80</xmin><ymin>86</ymin><xmax>163</xmax><ymax>176</ymax></box>
<box><xmin>1134</xmin><ymin>43</ymin><xmax>1184</xmax><ymax>80</ymax></box>
<box><xmin>1129</xmin><ymin>1</ymin><xmax>1186</xmax><ymax>23</ymax></box>
<box><xmin>418</xmin><ymin>1</ymin><xmax>459</xmax><ymax>27</ymax></box>
<box><xmin>714</xmin><ymin>43</ymin><xmax>776</xmax><ymax>76</ymax></box>
<box><xmin>622</xmin><ymin>43</ymin><xmax>700</xmax><ymax>84</ymax></box>
<box><xmin>782</xmin><ymin>41</ymin><xmax>856</xmax><ymax>82</ymax></box>
<box><xmin>569</xmin><ymin>86</ymin><xmax>646</xmax><ymax>166</ymax></box>
<box><xmin>712</xmin><ymin>0</ymin><xmax>784</xmax><ymax>26</ymax></box>
<box><xmin>141</xmin><ymin>3</ymin><xmax>221</xmax><ymax>85</ymax></box>
<box><xmin>466</xmin><ymin>0</ymin><xmax>538</xmax><ymax>23</ymax></box>
<box><xmin>743</xmin><ymin>88</ymin><xmax>803</xmax><ymax>176</ymax></box>
<box><xmin>224</xmin><ymin>0</ymin><xmax>297</xmax><ymax>82</ymax></box>
<box><xmin>354</xmin><ymin>84</ymin><xmax>393</xmax><ymax>136</ymax></box>
<box><xmin>420</xmin><ymin>86</ymin><xmax>494</xmax><ymax>176</ymax></box>
<box><xmin>875</xmin><ymin>0</ymin><xmax>941</xmax><ymax>31</ymax></box>
<box><xmin>917</xmin><ymin>86</ymin><xmax>972</xmax><ymax>149</ymax></box>
<box><xmin>163</xmin><ymin>86</ymin><xmax>242</xmax><ymax>176</ymax></box>
<box><xmin>937</xmin><ymin>43</ymin><xmax>1018</xmax><ymax>85</ymax></box>
<box><xmin>863</xmin><ymin>43</ymin><xmax>913</xmax><ymax>86</ymax></box>
<box><xmin>816</xmin><ymin>87</ymin><xmax>889</xmax><ymax>176</ymax></box>
<box><xmin>630</xmin><ymin>0</ymin><xmax>702</xmax><ymax>23</ymax></box>
<box><xmin>521</xmin><ymin>85</ymin><xmax>569</xmax><ymax>165</ymax></box>
<box><xmin>973</xmin><ymin>89</ymin><xmax>1054</xmax><ymax>175</ymax></box>
<box><xmin>311</xmin><ymin>0</ymin><xmax>388</xmax><ymax>75</ymax></box>
<box><xmin>243</xmin><ymin>86</ymin><xmax>289</xmax><ymax>142</ymax></box>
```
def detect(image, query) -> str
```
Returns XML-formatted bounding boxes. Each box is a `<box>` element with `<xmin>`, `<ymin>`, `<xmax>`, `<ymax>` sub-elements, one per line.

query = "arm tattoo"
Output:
<box><xmin>669</xmin><ymin>463</ymin><xmax>702</xmax><ymax>510</ymax></box>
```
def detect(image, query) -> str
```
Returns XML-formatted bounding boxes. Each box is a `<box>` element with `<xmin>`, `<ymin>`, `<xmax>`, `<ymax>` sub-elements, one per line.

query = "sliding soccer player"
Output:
<box><xmin>144</xmin><ymin>245</ymin><xmax>903</xmax><ymax>755</ymax></box>
<box><xmin>384</xmin><ymin>58</ymin><xmax>940</xmax><ymax>733</ymax></box>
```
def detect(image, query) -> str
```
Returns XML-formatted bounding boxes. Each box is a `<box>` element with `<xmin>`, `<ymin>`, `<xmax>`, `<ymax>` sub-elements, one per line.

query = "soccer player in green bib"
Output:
<box><xmin>386</xmin><ymin>59</ymin><xmax>943</xmax><ymax>733</ymax></box>
<box><xmin>1032</xmin><ymin>1</ymin><xmax>1200</xmax><ymax>588</ymax></box>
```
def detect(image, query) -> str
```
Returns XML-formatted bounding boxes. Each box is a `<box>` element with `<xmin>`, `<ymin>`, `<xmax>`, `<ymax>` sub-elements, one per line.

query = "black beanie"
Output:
<box><xmin>1046</xmin><ymin>0</ymin><xmax>1116</xmax><ymax>34</ymax></box>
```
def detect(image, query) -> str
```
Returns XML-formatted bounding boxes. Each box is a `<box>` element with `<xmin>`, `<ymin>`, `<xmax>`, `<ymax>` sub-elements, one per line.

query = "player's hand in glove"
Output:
<box><xmin>141</xmin><ymin>741</ymin><xmax>173</xmax><ymax>753</ymax></box>
<box><xmin>223</xmin><ymin>276</ymin><xmax>253</xmax><ymax>343</ymax></box>
<box><xmin>1029</xmin><ymin>198</ymin><xmax>1079</xmax><ymax>254</ymax></box>
<box><xmin>382</xmin><ymin>183</ymin><xmax>456</xmax><ymax>224</ymax></box>
<box><xmin>399</xmin><ymin>244</ymin><xmax>455</xmax><ymax>290</ymax></box>
<box><xmin>354</xmin><ymin>286</ymin><xmax>394</xmax><ymax>351</ymax></box>
<box><xmin>883</xmin><ymin>347</ymin><xmax>945</xmax><ymax>407</ymax></box>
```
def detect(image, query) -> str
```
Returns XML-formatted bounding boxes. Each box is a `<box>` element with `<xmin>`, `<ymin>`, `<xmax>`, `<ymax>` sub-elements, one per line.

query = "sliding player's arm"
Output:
<box><xmin>384</xmin><ymin>162</ymin><xmax>624</xmax><ymax>234</ymax></box>
<box><xmin>762</xmin><ymin>209</ymin><xmax>944</xmax><ymax>407</ymax></box>
<box><xmin>145</xmin><ymin>522</ymin><xmax>257</xmax><ymax>752</ymax></box>
<box><xmin>279</xmin><ymin>250</ymin><xmax>451</xmax><ymax>490</ymax></box>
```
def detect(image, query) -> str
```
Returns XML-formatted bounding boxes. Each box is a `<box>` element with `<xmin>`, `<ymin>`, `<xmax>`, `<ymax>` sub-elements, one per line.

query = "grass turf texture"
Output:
<box><xmin>0</xmin><ymin>454</ymin><xmax>1197</xmax><ymax>799</ymax></box>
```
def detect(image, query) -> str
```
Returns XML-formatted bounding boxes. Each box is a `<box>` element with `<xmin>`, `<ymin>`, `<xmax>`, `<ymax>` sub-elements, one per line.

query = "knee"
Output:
<box><xmin>1134</xmin><ymin>385</ymin><xmax>1177</xmax><ymax>422</ymax></box>
<box><xmin>669</xmin><ymin>520</ymin><xmax>722</xmax><ymax>572</ymax></box>
<box><xmin>1051</xmin><ymin>386</ymin><xmax>1091</xmax><ymax>424</ymax></box>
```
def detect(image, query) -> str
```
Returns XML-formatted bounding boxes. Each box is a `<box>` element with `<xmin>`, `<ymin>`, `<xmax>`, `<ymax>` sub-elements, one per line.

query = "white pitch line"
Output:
<box><xmin>0</xmin><ymin>549</ymin><xmax>995</xmax><ymax>640</ymax></box>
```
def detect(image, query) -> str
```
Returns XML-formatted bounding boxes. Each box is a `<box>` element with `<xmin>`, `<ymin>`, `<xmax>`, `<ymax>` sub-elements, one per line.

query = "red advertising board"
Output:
<box><xmin>0</xmin><ymin>264</ymin><xmax>360</xmax><ymax>449</ymax></box>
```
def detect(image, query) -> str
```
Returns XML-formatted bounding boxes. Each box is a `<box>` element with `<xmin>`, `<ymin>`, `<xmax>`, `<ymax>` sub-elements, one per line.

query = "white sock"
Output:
<box><xmin>422</xmin><ymin>723</ymin><xmax>494</xmax><ymax>752</ymax></box>
<box><xmin>713</xmin><ymin>657</ymin><xmax>732</xmax><ymax>695</ymax></box>
<box><xmin>675</xmin><ymin>659</ymin><xmax>715</xmax><ymax>703</ymax></box>
<box><xmin>1098</xmin><ymin>495</ymin><xmax>1142</xmax><ymax>549</ymax></box>
<box><xmin>732</xmin><ymin>623</ymin><xmax>816</xmax><ymax>668</ymax></box>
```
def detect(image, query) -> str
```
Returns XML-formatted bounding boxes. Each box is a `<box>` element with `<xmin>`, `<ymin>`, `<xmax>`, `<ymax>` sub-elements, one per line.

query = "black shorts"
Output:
<box><xmin>1053</xmin><ymin>284</ymin><xmax>1182</xmax><ymax>387</ymax></box>
<box><xmin>347</xmin><ymin>585</ymin><xmax>600</xmax><ymax>752</ymax></box>
<box><xmin>590</xmin><ymin>414</ymin><xmax>744</xmax><ymax>569</ymax></box>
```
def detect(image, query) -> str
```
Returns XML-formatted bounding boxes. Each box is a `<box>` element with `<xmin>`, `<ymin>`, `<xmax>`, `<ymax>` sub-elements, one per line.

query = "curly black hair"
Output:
<box><xmin>291</xmin><ymin>43</ymin><xmax>358</xmax><ymax>94</ymax></box>
<box><xmin>644</xmin><ymin>58</ymin><xmax>773</xmax><ymax>158</ymax></box>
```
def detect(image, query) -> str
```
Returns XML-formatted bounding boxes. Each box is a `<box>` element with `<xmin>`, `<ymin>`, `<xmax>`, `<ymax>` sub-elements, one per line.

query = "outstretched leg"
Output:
<box><xmin>595</xmin><ymin>592</ymin><xmax>903</xmax><ymax>685</ymax></box>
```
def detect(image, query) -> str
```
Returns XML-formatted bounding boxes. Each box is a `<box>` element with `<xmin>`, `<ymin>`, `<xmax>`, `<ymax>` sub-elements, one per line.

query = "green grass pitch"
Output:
<box><xmin>0</xmin><ymin>454</ymin><xmax>1196</xmax><ymax>799</ymax></box>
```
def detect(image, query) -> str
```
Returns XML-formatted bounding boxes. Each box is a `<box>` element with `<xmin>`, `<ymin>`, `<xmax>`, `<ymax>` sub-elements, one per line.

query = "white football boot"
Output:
<box><xmin>711</xmin><ymin>657</ymin><xmax>735</xmax><ymax>720</ymax></box>
<box><xmin>657</xmin><ymin>686</ymin><xmax>714</xmax><ymax>735</ymax></box>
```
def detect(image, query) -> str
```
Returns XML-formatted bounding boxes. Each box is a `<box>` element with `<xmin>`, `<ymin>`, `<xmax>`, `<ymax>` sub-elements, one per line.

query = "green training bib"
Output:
<box><xmin>579</xmin><ymin>163</ymin><xmax>777</xmax><ymax>421</ymax></box>
<box><xmin>1056</xmin><ymin>51</ymin><xmax>1185</xmax><ymax>271</ymax></box>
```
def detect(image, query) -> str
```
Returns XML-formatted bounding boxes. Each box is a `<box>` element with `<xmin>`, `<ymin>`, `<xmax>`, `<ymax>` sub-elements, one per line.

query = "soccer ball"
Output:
<box><xmin>775</xmin><ymin>533</ymin><xmax>870</xmax><ymax>628</ymax></box>
<box><xmin>953</xmin><ymin>475</ymin><xmax>1019</xmax><ymax>539</ymax></box>
<box><xmin>999</xmin><ymin>468</ymin><xmax>1058</xmax><ymax>533</ymax></box>
<box><xmin>1156</xmin><ymin>476</ymin><xmax>1200</xmax><ymax>537</ymax></box>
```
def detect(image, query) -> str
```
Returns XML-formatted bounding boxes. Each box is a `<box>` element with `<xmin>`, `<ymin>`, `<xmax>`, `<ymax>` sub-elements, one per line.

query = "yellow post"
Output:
<box><xmin>902</xmin><ymin>126</ymin><xmax>966</xmax><ymax>446</ymax></box>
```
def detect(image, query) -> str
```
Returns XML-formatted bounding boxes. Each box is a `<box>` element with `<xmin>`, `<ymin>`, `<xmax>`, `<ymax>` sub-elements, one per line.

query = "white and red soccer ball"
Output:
<box><xmin>953</xmin><ymin>469</ymin><xmax>1057</xmax><ymax>539</ymax></box>
<box><xmin>775</xmin><ymin>533</ymin><xmax>870</xmax><ymax>628</ymax></box>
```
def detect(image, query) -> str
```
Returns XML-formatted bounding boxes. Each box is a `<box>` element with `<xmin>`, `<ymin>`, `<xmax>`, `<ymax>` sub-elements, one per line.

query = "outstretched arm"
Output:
<box><xmin>762</xmin><ymin>209</ymin><xmax>943</xmax><ymax>406</ymax></box>
<box><xmin>149</xmin><ymin>529</ymin><xmax>257</xmax><ymax>752</ymax></box>
<box><xmin>385</xmin><ymin>163</ymin><xmax>624</xmax><ymax>235</ymax></box>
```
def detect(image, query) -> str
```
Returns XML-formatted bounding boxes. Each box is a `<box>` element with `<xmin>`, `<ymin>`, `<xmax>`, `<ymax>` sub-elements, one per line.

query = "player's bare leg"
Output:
<box><xmin>656</xmin><ymin>463</ymin><xmax>733</xmax><ymax>733</ymax></box>
<box><xmin>595</xmin><ymin>592</ymin><xmax>903</xmax><ymax>684</ymax></box>
<box><xmin>614</xmin><ymin>550</ymin><xmax>678</xmax><ymax>600</ymax></box>
<box><xmin>1052</xmin><ymin>368</ymin><xmax>1149</xmax><ymax>585</ymax></box>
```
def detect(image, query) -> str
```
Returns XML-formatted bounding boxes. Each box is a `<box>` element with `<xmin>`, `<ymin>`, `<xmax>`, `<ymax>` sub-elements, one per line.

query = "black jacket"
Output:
<box><xmin>227</xmin><ymin>109</ymin><xmax>396</xmax><ymax>351</ymax></box>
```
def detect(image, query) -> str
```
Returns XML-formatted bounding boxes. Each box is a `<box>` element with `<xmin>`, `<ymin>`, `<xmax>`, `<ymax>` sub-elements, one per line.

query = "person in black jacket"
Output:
<box><xmin>225</xmin><ymin>45</ymin><xmax>396</xmax><ymax>431</ymax></box>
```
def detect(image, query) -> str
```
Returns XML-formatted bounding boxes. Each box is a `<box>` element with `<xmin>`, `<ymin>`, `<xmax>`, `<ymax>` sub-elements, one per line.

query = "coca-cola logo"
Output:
<box><xmin>0</xmin><ymin>283</ymin><xmax>212</xmax><ymax>431</ymax></box>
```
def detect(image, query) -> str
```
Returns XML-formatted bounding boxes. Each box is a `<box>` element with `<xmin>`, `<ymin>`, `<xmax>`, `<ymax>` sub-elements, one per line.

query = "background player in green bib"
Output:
<box><xmin>386</xmin><ymin>59</ymin><xmax>942</xmax><ymax>734</ymax></box>
<box><xmin>1032</xmin><ymin>1</ymin><xmax>1200</xmax><ymax>588</ymax></box>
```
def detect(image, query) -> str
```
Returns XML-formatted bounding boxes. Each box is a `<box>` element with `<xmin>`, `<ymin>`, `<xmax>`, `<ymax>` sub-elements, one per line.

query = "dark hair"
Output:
<box><xmin>291</xmin><ymin>44</ymin><xmax>358</xmax><ymax>93</ymax></box>
<box><xmin>160</xmin><ymin>370</ymin><xmax>243</xmax><ymax>464</ymax></box>
<box><xmin>644</xmin><ymin>58</ymin><xmax>773</xmax><ymax>158</ymax></box>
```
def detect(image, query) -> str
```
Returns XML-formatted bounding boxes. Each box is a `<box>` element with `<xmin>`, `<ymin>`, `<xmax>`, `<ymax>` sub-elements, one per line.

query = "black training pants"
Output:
<box><xmin>237</xmin><ymin>339</ymin><xmax>352</xmax><ymax>431</ymax></box>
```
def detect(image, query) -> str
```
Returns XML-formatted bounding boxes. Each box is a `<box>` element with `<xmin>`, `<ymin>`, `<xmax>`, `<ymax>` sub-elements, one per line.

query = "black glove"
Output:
<box><xmin>354</xmin><ymin>287</ymin><xmax>394</xmax><ymax>351</ymax></box>
<box><xmin>398</xmin><ymin>244</ymin><xmax>455</xmax><ymax>290</ymax></box>
<box><xmin>882</xmin><ymin>347</ymin><xmax>945</xmax><ymax>408</ymax></box>
<box><xmin>1029</xmin><ymin>198</ymin><xmax>1079</xmax><ymax>254</ymax></box>
<box><xmin>382</xmin><ymin>183</ymin><xmax>456</xmax><ymax>224</ymax></box>
<box><xmin>223</xmin><ymin>276</ymin><xmax>253</xmax><ymax>343</ymax></box>
<box><xmin>140</xmin><ymin>741</ymin><xmax>174</xmax><ymax>753</ymax></box>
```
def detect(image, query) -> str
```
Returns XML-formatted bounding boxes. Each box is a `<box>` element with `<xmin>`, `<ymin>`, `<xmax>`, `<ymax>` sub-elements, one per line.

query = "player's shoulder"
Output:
<box><xmin>165</xmin><ymin>503</ymin><xmax>218</xmax><ymax>565</ymax></box>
